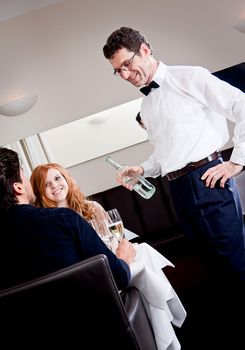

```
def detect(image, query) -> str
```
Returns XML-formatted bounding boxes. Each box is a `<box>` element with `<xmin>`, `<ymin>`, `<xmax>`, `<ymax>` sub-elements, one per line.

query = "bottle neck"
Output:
<box><xmin>106</xmin><ymin>156</ymin><xmax>122</xmax><ymax>170</ymax></box>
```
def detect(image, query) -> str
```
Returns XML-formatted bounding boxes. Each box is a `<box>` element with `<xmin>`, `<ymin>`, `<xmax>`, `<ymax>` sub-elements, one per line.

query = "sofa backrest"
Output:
<box><xmin>0</xmin><ymin>254</ymin><xmax>157</xmax><ymax>349</ymax></box>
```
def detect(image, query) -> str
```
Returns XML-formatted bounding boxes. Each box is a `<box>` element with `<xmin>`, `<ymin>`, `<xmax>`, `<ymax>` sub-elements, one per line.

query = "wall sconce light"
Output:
<box><xmin>0</xmin><ymin>95</ymin><xmax>38</xmax><ymax>117</ymax></box>
<box><xmin>234</xmin><ymin>18</ymin><xmax>245</xmax><ymax>33</ymax></box>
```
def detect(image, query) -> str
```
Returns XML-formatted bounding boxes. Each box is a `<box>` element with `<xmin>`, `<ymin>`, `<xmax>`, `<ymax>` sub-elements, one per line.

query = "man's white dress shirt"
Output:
<box><xmin>140</xmin><ymin>62</ymin><xmax>245</xmax><ymax>177</ymax></box>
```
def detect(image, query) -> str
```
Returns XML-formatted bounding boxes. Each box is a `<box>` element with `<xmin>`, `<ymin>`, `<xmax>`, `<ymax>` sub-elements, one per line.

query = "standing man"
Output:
<box><xmin>0</xmin><ymin>147</ymin><xmax>136</xmax><ymax>290</ymax></box>
<box><xmin>103</xmin><ymin>27</ymin><xmax>245</xmax><ymax>283</ymax></box>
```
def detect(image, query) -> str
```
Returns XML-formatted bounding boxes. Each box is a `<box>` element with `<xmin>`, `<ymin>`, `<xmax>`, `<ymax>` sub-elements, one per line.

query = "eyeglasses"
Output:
<box><xmin>113</xmin><ymin>50</ymin><xmax>139</xmax><ymax>76</ymax></box>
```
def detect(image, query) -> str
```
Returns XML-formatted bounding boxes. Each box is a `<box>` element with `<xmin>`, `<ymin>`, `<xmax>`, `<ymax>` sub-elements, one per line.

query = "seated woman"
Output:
<box><xmin>30</xmin><ymin>163</ymin><xmax>118</xmax><ymax>251</ymax></box>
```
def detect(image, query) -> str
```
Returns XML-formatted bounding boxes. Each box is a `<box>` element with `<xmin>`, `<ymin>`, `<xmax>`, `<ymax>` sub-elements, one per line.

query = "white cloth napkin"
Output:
<box><xmin>129</xmin><ymin>243</ymin><xmax>187</xmax><ymax>350</ymax></box>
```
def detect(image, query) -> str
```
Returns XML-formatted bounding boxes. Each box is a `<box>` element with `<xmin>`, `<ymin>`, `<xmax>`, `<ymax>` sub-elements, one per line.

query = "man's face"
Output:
<box><xmin>109</xmin><ymin>44</ymin><xmax>153</xmax><ymax>87</ymax></box>
<box><xmin>20</xmin><ymin>169</ymin><xmax>36</xmax><ymax>204</ymax></box>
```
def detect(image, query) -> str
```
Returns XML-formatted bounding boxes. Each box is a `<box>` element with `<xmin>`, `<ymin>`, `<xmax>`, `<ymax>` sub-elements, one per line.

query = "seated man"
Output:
<box><xmin>0</xmin><ymin>147</ymin><xmax>136</xmax><ymax>291</ymax></box>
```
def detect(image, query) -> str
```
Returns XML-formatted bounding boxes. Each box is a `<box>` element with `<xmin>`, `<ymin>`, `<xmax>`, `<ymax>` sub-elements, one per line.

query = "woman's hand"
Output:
<box><xmin>116</xmin><ymin>239</ymin><xmax>136</xmax><ymax>265</ymax></box>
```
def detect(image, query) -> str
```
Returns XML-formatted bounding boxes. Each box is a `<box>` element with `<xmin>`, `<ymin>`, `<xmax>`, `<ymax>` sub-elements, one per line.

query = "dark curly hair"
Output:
<box><xmin>103</xmin><ymin>26</ymin><xmax>152</xmax><ymax>59</ymax></box>
<box><xmin>0</xmin><ymin>147</ymin><xmax>21</xmax><ymax>209</ymax></box>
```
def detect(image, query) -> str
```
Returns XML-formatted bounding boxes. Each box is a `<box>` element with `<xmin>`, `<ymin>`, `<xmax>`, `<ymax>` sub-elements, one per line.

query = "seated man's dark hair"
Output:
<box><xmin>0</xmin><ymin>147</ymin><xmax>21</xmax><ymax>209</ymax></box>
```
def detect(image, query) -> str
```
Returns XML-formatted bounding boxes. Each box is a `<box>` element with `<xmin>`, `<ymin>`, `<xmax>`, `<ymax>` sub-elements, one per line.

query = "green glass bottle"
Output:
<box><xmin>106</xmin><ymin>156</ymin><xmax>156</xmax><ymax>200</ymax></box>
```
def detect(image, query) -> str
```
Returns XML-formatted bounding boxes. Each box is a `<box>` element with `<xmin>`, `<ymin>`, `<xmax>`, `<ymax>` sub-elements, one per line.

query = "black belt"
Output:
<box><xmin>166</xmin><ymin>151</ymin><xmax>222</xmax><ymax>181</ymax></box>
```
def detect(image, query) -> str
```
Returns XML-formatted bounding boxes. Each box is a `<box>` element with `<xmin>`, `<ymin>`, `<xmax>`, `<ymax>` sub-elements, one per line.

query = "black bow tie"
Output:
<box><xmin>140</xmin><ymin>81</ymin><xmax>160</xmax><ymax>96</ymax></box>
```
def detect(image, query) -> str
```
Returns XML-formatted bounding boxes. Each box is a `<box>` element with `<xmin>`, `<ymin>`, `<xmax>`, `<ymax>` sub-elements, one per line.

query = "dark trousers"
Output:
<box><xmin>168</xmin><ymin>158</ymin><xmax>245</xmax><ymax>282</ymax></box>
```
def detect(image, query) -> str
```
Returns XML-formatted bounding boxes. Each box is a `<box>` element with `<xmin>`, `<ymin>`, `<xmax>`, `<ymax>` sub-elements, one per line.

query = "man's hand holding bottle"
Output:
<box><xmin>117</xmin><ymin>165</ymin><xmax>144</xmax><ymax>190</ymax></box>
<box><xmin>106</xmin><ymin>156</ymin><xmax>155</xmax><ymax>199</ymax></box>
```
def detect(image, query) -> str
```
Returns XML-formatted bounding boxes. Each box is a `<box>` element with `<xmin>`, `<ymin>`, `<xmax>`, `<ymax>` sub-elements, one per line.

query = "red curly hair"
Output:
<box><xmin>30</xmin><ymin>163</ymin><xmax>94</xmax><ymax>220</ymax></box>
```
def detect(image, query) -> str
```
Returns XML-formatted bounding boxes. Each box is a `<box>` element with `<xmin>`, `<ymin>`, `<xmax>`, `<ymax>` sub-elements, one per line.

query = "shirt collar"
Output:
<box><xmin>151</xmin><ymin>61</ymin><xmax>167</xmax><ymax>85</ymax></box>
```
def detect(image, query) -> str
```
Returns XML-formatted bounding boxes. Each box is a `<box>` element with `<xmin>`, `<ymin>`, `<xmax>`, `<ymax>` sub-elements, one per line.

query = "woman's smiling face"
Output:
<box><xmin>45</xmin><ymin>168</ymin><xmax>68</xmax><ymax>207</ymax></box>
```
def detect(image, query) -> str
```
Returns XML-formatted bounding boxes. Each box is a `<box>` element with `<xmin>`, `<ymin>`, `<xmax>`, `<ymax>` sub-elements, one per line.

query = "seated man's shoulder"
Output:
<box><xmin>25</xmin><ymin>206</ymin><xmax>80</xmax><ymax>222</ymax></box>
<box><xmin>11</xmin><ymin>205</ymin><xmax>86</xmax><ymax>227</ymax></box>
<box><xmin>45</xmin><ymin>207</ymin><xmax>88</xmax><ymax>224</ymax></box>
<box><xmin>40</xmin><ymin>206</ymin><xmax>78</xmax><ymax>217</ymax></box>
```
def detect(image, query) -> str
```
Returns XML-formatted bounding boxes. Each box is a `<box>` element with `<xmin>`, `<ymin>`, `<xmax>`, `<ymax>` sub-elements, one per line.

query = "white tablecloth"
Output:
<box><xmin>124</xmin><ymin>227</ymin><xmax>139</xmax><ymax>241</ymax></box>
<box><xmin>129</xmin><ymin>243</ymin><xmax>187</xmax><ymax>350</ymax></box>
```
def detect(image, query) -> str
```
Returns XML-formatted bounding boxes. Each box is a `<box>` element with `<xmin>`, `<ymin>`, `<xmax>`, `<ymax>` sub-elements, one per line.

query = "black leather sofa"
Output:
<box><xmin>0</xmin><ymin>254</ymin><xmax>157</xmax><ymax>350</ymax></box>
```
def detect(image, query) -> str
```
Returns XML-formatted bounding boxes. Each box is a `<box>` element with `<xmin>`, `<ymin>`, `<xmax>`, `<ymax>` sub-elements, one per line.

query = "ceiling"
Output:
<box><xmin>0</xmin><ymin>0</ymin><xmax>244</xmax><ymax>146</ymax></box>
<box><xmin>0</xmin><ymin>0</ymin><xmax>64</xmax><ymax>23</ymax></box>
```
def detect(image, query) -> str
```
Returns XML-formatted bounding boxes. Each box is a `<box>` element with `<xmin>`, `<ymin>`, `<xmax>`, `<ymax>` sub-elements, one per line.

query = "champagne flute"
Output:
<box><xmin>106</xmin><ymin>209</ymin><xmax>125</xmax><ymax>242</ymax></box>
<box><xmin>89</xmin><ymin>218</ymin><xmax>114</xmax><ymax>250</ymax></box>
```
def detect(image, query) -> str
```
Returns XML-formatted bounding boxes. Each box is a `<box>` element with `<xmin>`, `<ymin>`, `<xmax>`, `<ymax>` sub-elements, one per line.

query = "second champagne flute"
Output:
<box><xmin>89</xmin><ymin>218</ymin><xmax>114</xmax><ymax>250</ymax></box>
<box><xmin>106</xmin><ymin>209</ymin><xmax>125</xmax><ymax>242</ymax></box>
